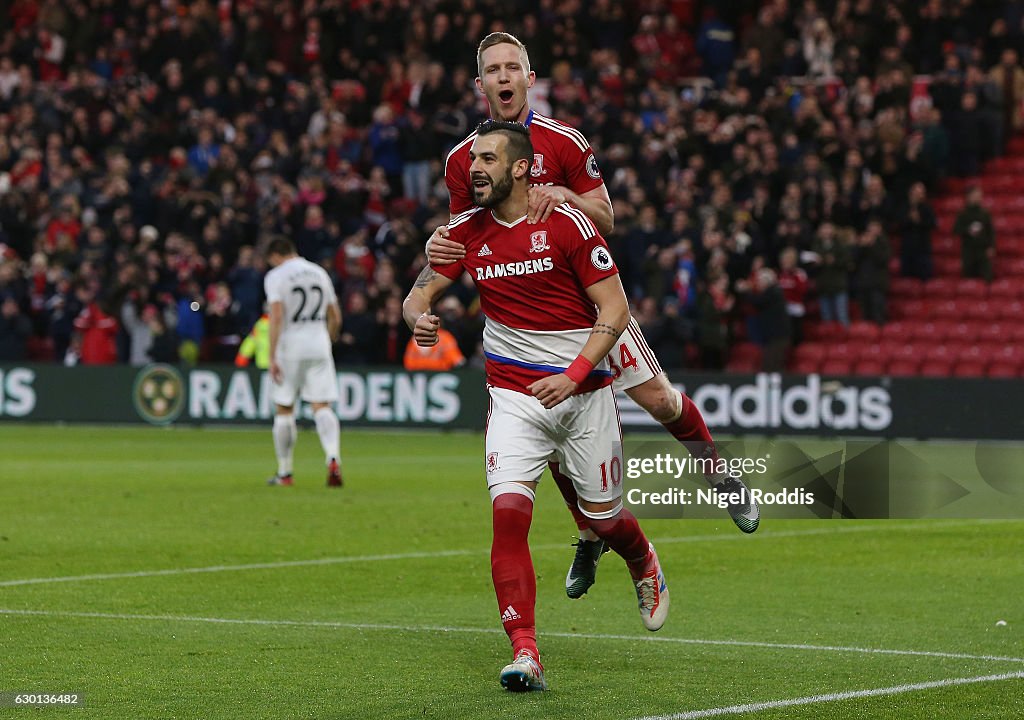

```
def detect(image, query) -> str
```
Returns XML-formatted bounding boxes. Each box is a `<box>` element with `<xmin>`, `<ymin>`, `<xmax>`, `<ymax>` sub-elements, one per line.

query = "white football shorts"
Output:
<box><xmin>608</xmin><ymin>317</ymin><xmax>662</xmax><ymax>391</ymax></box>
<box><xmin>484</xmin><ymin>385</ymin><xmax>624</xmax><ymax>503</ymax></box>
<box><xmin>272</xmin><ymin>356</ymin><xmax>339</xmax><ymax>406</ymax></box>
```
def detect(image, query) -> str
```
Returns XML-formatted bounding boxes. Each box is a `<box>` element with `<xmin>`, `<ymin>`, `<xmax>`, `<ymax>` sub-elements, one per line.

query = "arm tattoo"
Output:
<box><xmin>593</xmin><ymin>322</ymin><xmax>619</xmax><ymax>332</ymax></box>
<box><xmin>591</xmin><ymin>327</ymin><xmax>620</xmax><ymax>337</ymax></box>
<box><xmin>414</xmin><ymin>266</ymin><xmax>438</xmax><ymax>288</ymax></box>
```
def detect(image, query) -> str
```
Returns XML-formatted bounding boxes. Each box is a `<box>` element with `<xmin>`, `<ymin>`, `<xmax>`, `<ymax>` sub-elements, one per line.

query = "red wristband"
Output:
<box><xmin>564</xmin><ymin>355</ymin><xmax>595</xmax><ymax>385</ymax></box>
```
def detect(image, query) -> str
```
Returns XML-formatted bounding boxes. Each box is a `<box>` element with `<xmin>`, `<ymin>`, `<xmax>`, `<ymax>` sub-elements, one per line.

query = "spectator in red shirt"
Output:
<box><xmin>73</xmin><ymin>295</ymin><xmax>119</xmax><ymax>365</ymax></box>
<box><xmin>778</xmin><ymin>247</ymin><xmax>810</xmax><ymax>346</ymax></box>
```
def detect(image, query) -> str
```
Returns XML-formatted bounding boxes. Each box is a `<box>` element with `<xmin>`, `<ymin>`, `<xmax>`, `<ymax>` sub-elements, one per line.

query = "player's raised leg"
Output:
<box><xmin>616</xmin><ymin>320</ymin><xmax>759</xmax><ymax>534</ymax></box>
<box><xmin>269</xmin><ymin>404</ymin><xmax>296</xmax><ymax>486</ymax></box>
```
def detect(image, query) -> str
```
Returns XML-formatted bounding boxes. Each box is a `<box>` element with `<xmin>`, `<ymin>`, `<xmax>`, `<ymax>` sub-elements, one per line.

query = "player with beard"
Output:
<box><xmin>429</xmin><ymin>32</ymin><xmax>758</xmax><ymax>603</ymax></box>
<box><xmin>404</xmin><ymin>122</ymin><xmax>669</xmax><ymax>692</ymax></box>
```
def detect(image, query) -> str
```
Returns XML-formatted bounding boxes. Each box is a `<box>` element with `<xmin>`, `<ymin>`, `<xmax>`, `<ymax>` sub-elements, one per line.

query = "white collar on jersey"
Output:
<box><xmin>491</xmin><ymin>212</ymin><xmax>527</xmax><ymax>228</ymax></box>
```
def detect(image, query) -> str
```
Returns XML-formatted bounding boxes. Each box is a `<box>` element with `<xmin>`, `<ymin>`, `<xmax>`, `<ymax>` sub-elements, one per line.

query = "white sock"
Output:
<box><xmin>313</xmin><ymin>407</ymin><xmax>341</xmax><ymax>466</ymax></box>
<box><xmin>273</xmin><ymin>414</ymin><xmax>297</xmax><ymax>476</ymax></box>
<box><xmin>579</xmin><ymin>527</ymin><xmax>600</xmax><ymax>542</ymax></box>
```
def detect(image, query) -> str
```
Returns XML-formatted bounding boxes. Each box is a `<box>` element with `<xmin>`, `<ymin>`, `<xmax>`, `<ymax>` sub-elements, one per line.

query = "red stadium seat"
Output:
<box><xmin>731</xmin><ymin>342</ymin><xmax>763</xmax><ymax>363</ymax></box>
<box><xmin>847</xmin><ymin>321</ymin><xmax>880</xmax><ymax>342</ymax></box>
<box><xmin>1008</xmin><ymin>324</ymin><xmax>1024</xmax><ymax>343</ymax></box>
<box><xmin>889</xmin><ymin>278</ymin><xmax>924</xmax><ymax>298</ymax></box>
<box><xmin>726</xmin><ymin>357</ymin><xmax>761</xmax><ymax>373</ymax></box>
<box><xmin>820</xmin><ymin>359</ymin><xmax>852</xmax><ymax>375</ymax></box>
<box><xmin>988</xmin><ymin>278</ymin><xmax>1023</xmax><ymax>299</ymax></box>
<box><xmin>931</xmin><ymin>235</ymin><xmax>958</xmax><ymax>256</ymax></box>
<box><xmin>998</xmin><ymin>300</ymin><xmax>1024</xmax><ymax>321</ymax></box>
<box><xmin>925</xmin><ymin>277</ymin><xmax>958</xmax><ymax>296</ymax></box>
<box><xmin>853</xmin><ymin>359</ymin><xmax>886</xmax><ymax>376</ymax></box>
<box><xmin>920</xmin><ymin>360</ymin><xmax>953</xmax><ymax>377</ymax></box>
<box><xmin>826</xmin><ymin>343</ymin><xmax>858</xmax><ymax>362</ymax></box>
<box><xmin>977</xmin><ymin>323</ymin><xmax>1009</xmax><ymax>344</ymax></box>
<box><xmin>988</xmin><ymin>363</ymin><xmax>1020</xmax><ymax>378</ymax></box>
<box><xmin>793</xmin><ymin>342</ymin><xmax>827</xmax><ymax>363</ymax></box>
<box><xmin>962</xmin><ymin>299</ymin><xmax>994</xmax><ymax>321</ymax></box>
<box><xmin>945</xmin><ymin>321</ymin><xmax>977</xmax><ymax>344</ymax></box>
<box><xmin>907</xmin><ymin>321</ymin><xmax>942</xmax><ymax>341</ymax></box>
<box><xmin>1003</xmin><ymin>258</ymin><xmax>1024</xmax><ymax>277</ymax></box>
<box><xmin>879</xmin><ymin>320</ymin><xmax>910</xmax><ymax>340</ymax></box>
<box><xmin>953</xmin><ymin>361</ymin><xmax>987</xmax><ymax>377</ymax></box>
<box><xmin>791</xmin><ymin>358</ymin><xmax>821</xmax><ymax>374</ymax></box>
<box><xmin>934</xmin><ymin>257</ymin><xmax>961</xmax><ymax>276</ymax></box>
<box><xmin>886</xmin><ymin>359</ymin><xmax>919</xmax><ymax>376</ymax></box>
<box><xmin>930</xmin><ymin>299</ymin><xmax>961</xmax><ymax>320</ymax></box>
<box><xmin>957</xmin><ymin>345</ymin><xmax>990</xmax><ymax>364</ymax></box>
<box><xmin>956</xmin><ymin>279</ymin><xmax>988</xmax><ymax>299</ymax></box>
<box><xmin>816</xmin><ymin>322</ymin><xmax>847</xmax><ymax>341</ymax></box>
<box><xmin>895</xmin><ymin>300</ymin><xmax>929</xmax><ymax>320</ymax></box>
<box><xmin>924</xmin><ymin>345</ymin><xmax>957</xmax><ymax>363</ymax></box>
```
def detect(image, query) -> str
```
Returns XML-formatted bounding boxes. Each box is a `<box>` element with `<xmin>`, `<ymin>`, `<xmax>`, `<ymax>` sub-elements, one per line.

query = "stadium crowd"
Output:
<box><xmin>0</xmin><ymin>0</ymin><xmax>1021</xmax><ymax>369</ymax></box>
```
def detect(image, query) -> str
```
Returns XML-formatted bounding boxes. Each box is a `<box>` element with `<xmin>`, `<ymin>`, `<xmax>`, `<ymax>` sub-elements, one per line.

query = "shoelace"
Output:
<box><xmin>635</xmin><ymin>573</ymin><xmax>658</xmax><ymax>610</ymax></box>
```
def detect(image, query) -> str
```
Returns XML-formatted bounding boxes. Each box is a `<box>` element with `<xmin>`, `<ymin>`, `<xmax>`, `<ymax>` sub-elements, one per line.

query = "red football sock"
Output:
<box><xmin>549</xmin><ymin>462</ymin><xmax>590</xmax><ymax>533</ymax></box>
<box><xmin>491</xmin><ymin>492</ymin><xmax>538</xmax><ymax>661</ymax></box>
<box><xmin>587</xmin><ymin>507</ymin><xmax>653</xmax><ymax>582</ymax></box>
<box><xmin>662</xmin><ymin>392</ymin><xmax>721</xmax><ymax>470</ymax></box>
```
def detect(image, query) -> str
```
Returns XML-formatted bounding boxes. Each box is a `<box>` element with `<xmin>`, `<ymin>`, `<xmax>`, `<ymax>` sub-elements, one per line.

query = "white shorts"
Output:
<box><xmin>272</xmin><ymin>356</ymin><xmax>339</xmax><ymax>406</ymax></box>
<box><xmin>608</xmin><ymin>317</ymin><xmax>663</xmax><ymax>391</ymax></box>
<box><xmin>485</xmin><ymin>385</ymin><xmax>623</xmax><ymax>503</ymax></box>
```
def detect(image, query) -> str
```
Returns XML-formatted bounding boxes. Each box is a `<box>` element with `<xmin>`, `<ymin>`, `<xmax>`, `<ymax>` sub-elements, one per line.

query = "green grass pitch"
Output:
<box><xmin>1</xmin><ymin>424</ymin><xmax>1022</xmax><ymax>719</ymax></box>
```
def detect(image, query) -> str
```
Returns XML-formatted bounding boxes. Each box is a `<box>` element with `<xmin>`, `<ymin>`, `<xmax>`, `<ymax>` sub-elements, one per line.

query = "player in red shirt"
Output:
<box><xmin>429</xmin><ymin>33</ymin><xmax>759</xmax><ymax>599</ymax></box>
<box><xmin>404</xmin><ymin>122</ymin><xmax>669</xmax><ymax>692</ymax></box>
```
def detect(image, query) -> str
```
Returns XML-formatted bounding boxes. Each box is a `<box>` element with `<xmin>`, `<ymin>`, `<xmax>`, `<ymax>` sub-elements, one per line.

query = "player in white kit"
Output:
<box><xmin>263</xmin><ymin>237</ymin><xmax>344</xmax><ymax>488</ymax></box>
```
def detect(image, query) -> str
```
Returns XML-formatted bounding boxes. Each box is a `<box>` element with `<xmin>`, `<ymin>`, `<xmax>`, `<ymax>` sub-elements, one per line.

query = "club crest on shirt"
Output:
<box><xmin>529</xmin><ymin>231</ymin><xmax>550</xmax><ymax>253</ymax></box>
<box><xmin>530</xmin><ymin>153</ymin><xmax>545</xmax><ymax>177</ymax></box>
<box><xmin>587</xmin><ymin>154</ymin><xmax>602</xmax><ymax>179</ymax></box>
<box><xmin>486</xmin><ymin>452</ymin><xmax>500</xmax><ymax>473</ymax></box>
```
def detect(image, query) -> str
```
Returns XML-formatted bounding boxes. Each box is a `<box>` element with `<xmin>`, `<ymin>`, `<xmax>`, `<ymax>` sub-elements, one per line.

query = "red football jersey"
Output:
<box><xmin>431</xmin><ymin>204</ymin><xmax>619</xmax><ymax>394</ymax></box>
<box><xmin>444</xmin><ymin>110</ymin><xmax>605</xmax><ymax>216</ymax></box>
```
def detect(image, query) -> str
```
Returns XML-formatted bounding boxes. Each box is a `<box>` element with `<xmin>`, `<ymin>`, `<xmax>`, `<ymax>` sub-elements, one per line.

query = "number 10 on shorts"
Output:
<box><xmin>599</xmin><ymin>456</ymin><xmax>622</xmax><ymax>492</ymax></box>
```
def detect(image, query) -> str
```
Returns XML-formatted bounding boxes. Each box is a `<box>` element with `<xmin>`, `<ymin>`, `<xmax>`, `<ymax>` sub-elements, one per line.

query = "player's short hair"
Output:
<box><xmin>476</xmin><ymin>32</ymin><xmax>531</xmax><ymax>77</ymax></box>
<box><xmin>476</xmin><ymin>121</ymin><xmax>533</xmax><ymax>167</ymax></box>
<box><xmin>265</xmin><ymin>236</ymin><xmax>296</xmax><ymax>258</ymax></box>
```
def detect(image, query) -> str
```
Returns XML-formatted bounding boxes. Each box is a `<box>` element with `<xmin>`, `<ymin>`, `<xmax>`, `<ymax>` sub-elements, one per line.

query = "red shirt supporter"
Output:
<box><xmin>444</xmin><ymin>110</ymin><xmax>604</xmax><ymax>216</ymax></box>
<box><xmin>73</xmin><ymin>302</ymin><xmax>119</xmax><ymax>364</ymax></box>
<box><xmin>431</xmin><ymin>204</ymin><xmax>617</xmax><ymax>395</ymax></box>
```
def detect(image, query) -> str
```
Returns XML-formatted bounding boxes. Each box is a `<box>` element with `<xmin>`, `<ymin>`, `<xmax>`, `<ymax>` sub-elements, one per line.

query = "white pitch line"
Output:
<box><xmin>633</xmin><ymin>671</ymin><xmax>1024</xmax><ymax>720</ymax></box>
<box><xmin>0</xmin><ymin>520</ymin><xmax>1009</xmax><ymax>589</ymax></box>
<box><xmin>2</xmin><ymin>608</ymin><xmax>1023</xmax><ymax>666</ymax></box>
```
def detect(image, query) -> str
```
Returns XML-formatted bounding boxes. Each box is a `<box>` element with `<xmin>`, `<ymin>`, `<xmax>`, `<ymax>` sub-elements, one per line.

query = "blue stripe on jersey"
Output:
<box><xmin>484</xmin><ymin>351</ymin><xmax>613</xmax><ymax>377</ymax></box>
<box><xmin>524</xmin><ymin>109</ymin><xmax>534</xmax><ymax>126</ymax></box>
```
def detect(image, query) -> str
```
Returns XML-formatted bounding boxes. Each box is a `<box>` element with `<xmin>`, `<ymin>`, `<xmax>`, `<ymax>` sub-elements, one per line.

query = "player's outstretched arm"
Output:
<box><xmin>403</xmin><ymin>265</ymin><xmax>456</xmax><ymax>347</ymax></box>
<box><xmin>425</xmin><ymin>224</ymin><xmax>465</xmax><ymax>265</ymax></box>
<box><xmin>528</xmin><ymin>274</ymin><xmax>629</xmax><ymax>409</ymax></box>
<box><xmin>528</xmin><ymin>185</ymin><xmax>614</xmax><ymax>235</ymax></box>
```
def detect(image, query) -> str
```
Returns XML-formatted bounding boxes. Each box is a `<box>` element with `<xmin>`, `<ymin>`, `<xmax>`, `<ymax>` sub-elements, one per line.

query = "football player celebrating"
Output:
<box><xmin>405</xmin><ymin>121</ymin><xmax>669</xmax><ymax>691</ymax></box>
<box><xmin>429</xmin><ymin>33</ymin><xmax>758</xmax><ymax>601</ymax></box>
